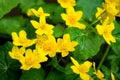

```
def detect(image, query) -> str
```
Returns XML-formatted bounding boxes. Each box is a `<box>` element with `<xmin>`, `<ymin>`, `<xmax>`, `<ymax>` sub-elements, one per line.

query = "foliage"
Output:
<box><xmin>0</xmin><ymin>0</ymin><xmax>120</xmax><ymax>80</ymax></box>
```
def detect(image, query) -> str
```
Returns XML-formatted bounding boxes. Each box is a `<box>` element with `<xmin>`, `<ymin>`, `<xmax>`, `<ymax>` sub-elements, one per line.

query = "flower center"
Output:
<box><xmin>25</xmin><ymin>57</ymin><xmax>34</xmax><ymax>66</ymax></box>
<box><xmin>68</xmin><ymin>15</ymin><xmax>77</xmax><ymax>25</ymax></box>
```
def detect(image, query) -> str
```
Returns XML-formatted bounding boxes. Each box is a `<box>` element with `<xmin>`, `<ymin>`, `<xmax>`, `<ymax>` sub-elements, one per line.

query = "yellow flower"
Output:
<box><xmin>31</xmin><ymin>16</ymin><xmax>54</xmax><ymax>36</ymax></box>
<box><xmin>57</xmin><ymin>0</ymin><xmax>76</xmax><ymax>8</ymax></box>
<box><xmin>27</xmin><ymin>9</ymin><xmax>34</xmax><ymax>16</ymax></box>
<box><xmin>111</xmin><ymin>72</ymin><xmax>115</xmax><ymax>80</ymax></box>
<box><xmin>61</xmin><ymin>7</ymin><xmax>86</xmax><ymax>29</ymax></box>
<box><xmin>57</xmin><ymin>34</ymin><xmax>78</xmax><ymax>57</ymax></box>
<box><xmin>9</xmin><ymin>46</ymin><xmax>25</xmax><ymax>60</ymax></box>
<box><xmin>93</xmin><ymin>62</ymin><xmax>104</xmax><ymax>80</ymax></box>
<box><xmin>105</xmin><ymin>0</ymin><xmax>117</xmax><ymax>3</ymax></box>
<box><xmin>38</xmin><ymin>36</ymin><xmax>57</xmax><ymax>57</ymax></box>
<box><xmin>12</xmin><ymin>30</ymin><xmax>37</xmax><ymax>47</ymax></box>
<box><xmin>20</xmin><ymin>49</ymin><xmax>47</xmax><ymax>70</ymax></box>
<box><xmin>96</xmin><ymin>7</ymin><xmax>104</xmax><ymax>19</ymax></box>
<box><xmin>96</xmin><ymin>7</ymin><xmax>115</xmax><ymax>23</ymax></box>
<box><xmin>96</xmin><ymin>18</ymin><xmax>116</xmax><ymax>45</ymax></box>
<box><xmin>27</xmin><ymin>7</ymin><xmax>50</xmax><ymax>18</ymax></box>
<box><xmin>70</xmin><ymin>57</ymin><xmax>92</xmax><ymax>80</ymax></box>
<box><xmin>103</xmin><ymin>2</ymin><xmax>118</xmax><ymax>16</ymax></box>
<box><xmin>104</xmin><ymin>0</ymin><xmax>120</xmax><ymax>16</ymax></box>
<box><xmin>96</xmin><ymin>0</ymin><xmax>120</xmax><ymax>23</ymax></box>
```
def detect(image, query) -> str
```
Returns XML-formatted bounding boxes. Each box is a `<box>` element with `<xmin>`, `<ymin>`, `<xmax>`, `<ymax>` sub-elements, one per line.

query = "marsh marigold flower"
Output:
<box><xmin>31</xmin><ymin>16</ymin><xmax>54</xmax><ymax>36</ymax></box>
<box><xmin>57</xmin><ymin>34</ymin><xmax>78</xmax><ymax>57</ymax></box>
<box><xmin>38</xmin><ymin>36</ymin><xmax>57</xmax><ymax>57</ymax></box>
<box><xmin>27</xmin><ymin>9</ymin><xmax>34</xmax><ymax>16</ymax></box>
<box><xmin>96</xmin><ymin>7</ymin><xmax>115</xmax><ymax>23</ymax></box>
<box><xmin>96</xmin><ymin>0</ymin><xmax>120</xmax><ymax>23</ymax></box>
<box><xmin>20</xmin><ymin>49</ymin><xmax>48</xmax><ymax>70</ymax></box>
<box><xmin>61</xmin><ymin>7</ymin><xmax>86</xmax><ymax>29</ymax></box>
<box><xmin>104</xmin><ymin>0</ymin><xmax>120</xmax><ymax>16</ymax></box>
<box><xmin>96</xmin><ymin>18</ymin><xmax>116</xmax><ymax>45</ymax></box>
<box><xmin>70</xmin><ymin>57</ymin><xmax>92</xmax><ymax>80</ymax></box>
<box><xmin>9</xmin><ymin>46</ymin><xmax>25</xmax><ymax>60</ymax></box>
<box><xmin>12</xmin><ymin>30</ymin><xmax>37</xmax><ymax>47</ymax></box>
<box><xmin>111</xmin><ymin>72</ymin><xmax>115</xmax><ymax>80</ymax></box>
<box><xmin>27</xmin><ymin>7</ymin><xmax>50</xmax><ymax>18</ymax></box>
<box><xmin>96</xmin><ymin>7</ymin><xmax>105</xmax><ymax>19</ymax></box>
<box><xmin>57</xmin><ymin>0</ymin><xmax>76</xmax><ymax>8</ymax></box>
<box><xmin>93</xmin><ymin>62</ymin><xmax>104</xmax><ymax>80</ymax></box>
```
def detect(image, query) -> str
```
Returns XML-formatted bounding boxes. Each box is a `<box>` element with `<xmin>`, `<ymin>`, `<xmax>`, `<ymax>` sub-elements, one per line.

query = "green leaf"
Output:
<box><xmin>76</xmin><ymin>0</ymin><xmax>103</xmax><ymax>22</ymax></box>
<box><xmin>25</xmin><ymin>22</ymin><xmax>36</xmax><ymax>39</ymax></box>
<box><xmin>19</xmin><ymin>0</ymin><xmax>45</xmax><ymax>13</ymax></box>
<box><xmin>107</xmin><ymin>50</ymin><xmax>120</xmax><ymax>80</ymax></box>
<box><xmin>108</xmin><ymin>54</ymin><xmax>120</xmax><ymax>72</ymax></box>
<box><xmin>53</xmin><ymin>26</ymin><xmax>64</xmax><ymax>38</ymax></box>
<box><xmin>65</xmin><ymin>27</ymin><xmax>104</xmax><ymax>60</ymax></box>
<box><xmin>0</xmin><ymin>0</ymin><xmax>19</xmax><ymax>19</ymax></box>
<box><xmin>0</xmin><ymin>42</ymin><xmax>21</xmax><ymax>80</ymax></box>
<box><xmin>101</xmin><ymin>65</ymin><xmax>111</xmax><ymax>80</ymax></box>
<box><xmin>0</xmin><ymin>16</ymin><xmax>27</xmax><ymax>36</ymax></box>
<box><xmin>111</xmin><ymin>20</ymin><xmax>120</xmax><ymax>54</ymax></box>
<box><xmin>46</xmin><ymin>69</ymin><xmax>65</xmax><ymax>80</ymax></box>
<box><xmin>20</xmin><ymin>68</ymin><xmax>45</xmax><ymax>80</ymax></box>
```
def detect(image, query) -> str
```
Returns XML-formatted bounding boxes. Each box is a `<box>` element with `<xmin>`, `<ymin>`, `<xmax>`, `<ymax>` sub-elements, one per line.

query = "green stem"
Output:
<box><xmin>86</xmin><ymin>10</ymin><xmax>106</xmax><ymax>33</ymax></box>
<box><xmin>90</xmin><ymin>10</ymin><xmax>106</xmax><ymax>26</ymax></box>
<box><xmin>97</xmin><ymin>45</ymin><xmax>110</xmax><ymax>70</ymax></box>
<box><xmin>90</xmin><ymin>19</ymin><xmax>100</xmax><ymax>26</ymax></box>
<box><xmin>88</xmin><ymin>25</ymin><xmax>97</xmax><ymax>33</ymax></box>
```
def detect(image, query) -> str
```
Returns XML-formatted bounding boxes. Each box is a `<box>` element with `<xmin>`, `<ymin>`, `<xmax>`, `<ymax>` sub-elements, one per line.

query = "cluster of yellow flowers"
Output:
<box><xmin>8</xmin><ymin>0</ymin><xmax>117</xmax><ymax>80</ymax></box>
<box><xmin>95</xmin><ymin>0</ymin><xmax>120</xmax><ymax>45</ymax></box>
<box><xmin>58</xmin><ymin>0</ymin><xmax>116</xmax><ymax>80</ymax></box>
<box><xmin>9</xmin><ymin>7</ymin><xmax>78</xmax><ymax>70</ymax></box>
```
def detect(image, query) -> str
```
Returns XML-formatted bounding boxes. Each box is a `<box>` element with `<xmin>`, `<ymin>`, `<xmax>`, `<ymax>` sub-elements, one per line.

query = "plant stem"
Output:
<box><xmin>86</xmin><ymin>10</ymin><xmax>106</xmax><ymax>34</ymax></box>
<box><xmin>90</xmin><ymin>10</ymin><xmax>105</xmax><ymax>26</ymax></box>
<box><xmin>97</xmin><ymin>45</ymin><xmax>110</xmax><ymax>70</ymax></box>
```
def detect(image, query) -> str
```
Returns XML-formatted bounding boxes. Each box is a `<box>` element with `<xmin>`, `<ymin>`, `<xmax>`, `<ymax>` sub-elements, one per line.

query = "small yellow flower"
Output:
<box><xmin>96</xmin><ymin>18</ymin><xmax>116</xmax><ymax>45</ymax></box>
<box><xmin>38</xmin><ymin>36</ymin><xmax>57</xmax><ymax>57</ymax></box>
<box><xmin>9</xmin><ymin>46</ymin><xmax>25</xmax><ymax>60</ymax></box>
<box><xmin>20</xmin><ymin>49</ymin><xmax>47</xmax><ymax>70</ymax></box>
<box><xmin>61</xmin><ymin>7</ymin><xmax>86</xmax><ymax>29</ymax></box>
<box><xmin>104</xmin><ymin>0</ymin><xmax>120</xmax><ymax>16</ymax></box>
<box><xmin>35</xmin><ymin>34</ymin><xmax>56</xmax><ymax>57</ymax></box>
<box><xmin>95</xmin><ymin>70</ymin><xmax>105</xmax><ymax>80</ymax></box>
<box><xmin>111</xmin><ymin>72</ymin><xmax>115</xmax><ymax>80</ymax></box>
<box><xmin>12</xmin><ymin>30</ymin><xmax>37</xmax><ymax>47</ymax></box>
<box><xmin>96</xmin><ymin>7</ymin><xmax>115</xmax><ymax>23</ymax></box>
<box><xmin>27</xmin><ymin>7</ymin><xmax>50</xmax><ymax>18</ymax></box>
<box><xmin>70</xmin><ymin>57</ymin><xmax>92</xmax><ymax>80</ymax></box>
<box><xmin>57</xmin><ymin>0</ymin><xmax>76</xmax><ymax>8</ymax></box>
<box><xmin>27</xmin><ymin>9</ymin><xmax>34</xmax><ymax>16</ymax></box>
<box><xmin>96</xmin><ymin>0</ymin><xmax>120</xmax><ymax>23</ymax></box>
<box><xmin>31</xmin><ymin>17</ymin><xmax>54</xmax><ymax>36</ymax></box>
<box><xmin>93</xmin><ymin>62</ymin><xmax>104</xmax><ymax>80</ymax></box>
<box><xmin>57</xmin><ymin>34</ymin><xmax>78</xmax><ymax>57</ymax></box>
<box><xmin>96</xmin><ymin>7</ymin><xmax>105</xmax><ymax>20</ymax></box>
<box><xmin>103</xmin><ymin>3</ymin><xmax>118</xmax><ymax>16</ymax></box>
